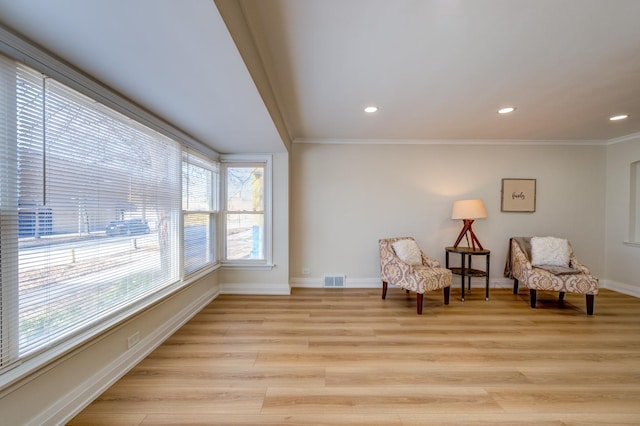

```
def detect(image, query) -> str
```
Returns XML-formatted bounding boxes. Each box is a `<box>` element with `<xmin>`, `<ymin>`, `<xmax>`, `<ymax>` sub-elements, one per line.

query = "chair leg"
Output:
<box><xmin>559</xmin><ymin>291</ymin><xmax>566</xmax><ymax>300</ymax></box>
<box><xmin>381</xmin><ymin>281</ymin><xmax>388</xmax><ymax>299</ymax></box>
<box><xmin>529</xmin><ymin>289</ymin><xmax>537</xmax><ymax>308</ymax></box>
<box><xmin>586</xmin><ymin>294</ymin><xmax>594</xmax><ymax>315</ymax></box>
<box><xmin>444</xmin><ymin>286</ymin><xmax>450</xmax><ymax>305</ymax></box>
<box><xmin>417</xmin><ymin>293</ymin><xmax>423</xmax><ymax>315</ymax></box>
<box><xmin>513</xmin><ymin>279</ymin><xmax>519</xmax><ymax>294</ymax></box>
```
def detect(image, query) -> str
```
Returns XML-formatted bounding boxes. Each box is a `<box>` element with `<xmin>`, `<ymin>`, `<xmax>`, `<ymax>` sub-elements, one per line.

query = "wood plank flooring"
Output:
<box><xmin>69</xmin><ymin>287</ymin><xmax>640</xmax><ymax>425</ymax></box>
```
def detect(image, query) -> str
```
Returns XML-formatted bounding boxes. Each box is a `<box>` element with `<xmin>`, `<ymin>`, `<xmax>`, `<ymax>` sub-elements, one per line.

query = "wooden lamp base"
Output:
<box><xmin>453</xmin><ymin>219</ymin><xmax>484</xmax><ymax>250</ymax></box>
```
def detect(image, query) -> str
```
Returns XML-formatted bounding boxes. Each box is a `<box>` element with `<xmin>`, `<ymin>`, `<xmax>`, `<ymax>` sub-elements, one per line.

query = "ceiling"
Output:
<box><xmin>1</xmin><ymin>0</ymin><xmax>639</xmax><ymax>155</ymax></box>
<box><xmin>0</xmin><ymin>0</ymin><xmax>285</xmax><ymax>154</ymax></box>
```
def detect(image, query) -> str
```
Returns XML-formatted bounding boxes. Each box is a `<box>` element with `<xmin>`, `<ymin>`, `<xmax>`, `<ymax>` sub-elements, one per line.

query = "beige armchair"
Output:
<box><xmin>379</xmin><ymin>237</ymin><xmax>452</xmax><ymax>314</ymax></box>
<box><xmin>505</xmin><ymin>237</ymin><xmax>598</xmax><ymax>315</ymax></box>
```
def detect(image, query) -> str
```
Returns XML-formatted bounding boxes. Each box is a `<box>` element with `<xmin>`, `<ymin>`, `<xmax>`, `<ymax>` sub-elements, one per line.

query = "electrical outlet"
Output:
<box><xmin>302</xmin><ymin>268</ymin><xmax>310</xmax><ymax>275</ymax></box>
<box><xmin>127</xmin><ymin>331</ymin><xmax>140</xmax><ymax>349</ymax></box>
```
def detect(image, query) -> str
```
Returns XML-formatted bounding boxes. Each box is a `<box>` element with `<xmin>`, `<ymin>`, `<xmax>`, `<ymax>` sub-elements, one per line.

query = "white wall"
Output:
<box><xmin>291</xmin><ymin>142</ymin><xmax>607</xmax><ymax>288</ymax></box>
<box><xmin>605</xmin><ymin>135</ymin><xmax>640</xmax><ymax>295</ymax></box>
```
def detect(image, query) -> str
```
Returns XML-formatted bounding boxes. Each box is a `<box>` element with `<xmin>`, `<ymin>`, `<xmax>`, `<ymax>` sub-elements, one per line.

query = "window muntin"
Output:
<box><xmin>224</xmin><ymin>163</ymin><xmax>266</xmax><ymax>261</ymax></box>
<box><xmin>182</xmin><ymin>153</ymin><xmax>219</xmax><ymax>274</ymax></box>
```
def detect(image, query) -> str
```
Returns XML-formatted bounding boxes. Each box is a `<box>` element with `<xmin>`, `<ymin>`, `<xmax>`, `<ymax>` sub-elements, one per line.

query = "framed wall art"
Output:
<box><xmin>501</xmin><ymin>178</ymin><xmax>536</xmax><ymax>212</ymax></box>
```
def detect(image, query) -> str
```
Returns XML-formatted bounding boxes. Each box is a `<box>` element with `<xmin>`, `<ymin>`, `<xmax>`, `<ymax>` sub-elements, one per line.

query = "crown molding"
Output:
<box><xmin>607</xmin><ymin>132</ymin><xmax>640</xmax><ymax>145</ymax></box>
<box><xmin>293</xmin><ymin>138</ymin><xmax>609</xmax><ymax>146</ymax></box>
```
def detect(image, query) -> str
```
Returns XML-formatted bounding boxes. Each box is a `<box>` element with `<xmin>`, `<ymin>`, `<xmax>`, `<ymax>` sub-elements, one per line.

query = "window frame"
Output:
<box><xmin>220</xmin><ymin>154</ymin><xmax>273</xmax><ymax>269</ymax></box>
<box><xmin>0</xmin><ymin>27</ymin><xmax>223</xmax><ymax>390</ymax></box>
<box><xmin>628</xmin><ymin>160</ymin><xmax>640</xmax><ymax>246</ymax></box>
<box><xmin>182</xmin><ymin>151</ymin><xmax>220</xmax><ymax>276</ymax></box>
<box><xmin>0</xmin><ymin>56</ymin><xmax>185</xmax><ymax>367</ymax></box>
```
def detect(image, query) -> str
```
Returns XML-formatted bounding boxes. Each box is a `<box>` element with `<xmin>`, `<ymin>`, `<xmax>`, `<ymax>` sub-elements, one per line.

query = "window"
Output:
<box><xmin>222</xmin><ymin>158</ymin><xmax>271</xmax><ymax>263</ymax></box>
<box><xmin>630</xmin><ymin>161</ymin><xmax>640</xmax><ymax>243</ymax></box>
<box><xmin>182</xmin><ymin>152</ymin><xmax>219</xmax><ymax>274</ymax></box>
<box><xmin>0</xmin><ymin>26</ymin><xmax>272</xmax><ymax>387</ymax></box>
<box><xmin>1</xmin><ymin>56</ymin><xmax>181</xmax><ymax>369</ymax></box>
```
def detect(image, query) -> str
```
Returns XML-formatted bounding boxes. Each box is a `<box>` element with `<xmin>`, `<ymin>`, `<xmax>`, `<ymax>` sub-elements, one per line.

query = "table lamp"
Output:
<box><xmin>452</xmin><ymin>199</ymin><xmax>487</xmax><ymax>250</ymax></box>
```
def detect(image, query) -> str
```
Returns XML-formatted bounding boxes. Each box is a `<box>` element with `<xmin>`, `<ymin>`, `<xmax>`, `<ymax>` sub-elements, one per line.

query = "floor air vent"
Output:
<box><xmin>323</xmin><ymin>275</ymin><xmax>345</xmax><ymax>288</ymax></box>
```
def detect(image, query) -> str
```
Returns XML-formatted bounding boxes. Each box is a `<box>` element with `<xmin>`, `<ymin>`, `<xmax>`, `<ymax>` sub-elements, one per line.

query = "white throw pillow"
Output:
<box><xmin>530</xmin><ymin>236</ymin><xmax>570</xmax><ymax>267</ymax></box>
<box><xmin>392</xmin><ymin>239</ymin><xmax>423</xmax><ymax>266</ymax></box>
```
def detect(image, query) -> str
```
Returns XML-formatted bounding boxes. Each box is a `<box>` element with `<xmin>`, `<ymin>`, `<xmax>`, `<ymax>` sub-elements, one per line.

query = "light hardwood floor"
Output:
<box><xmin>69</xmin><ymin>286</ymin><xmax>640</xmax><ymax>425</ymax></box>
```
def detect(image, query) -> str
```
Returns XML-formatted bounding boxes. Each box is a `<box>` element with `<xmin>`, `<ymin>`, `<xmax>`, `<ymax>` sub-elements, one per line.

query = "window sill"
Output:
<box><xmin>623</xmin><ymin>241</ymin><xmax>640</xmax><ymax>247</ymax></box>
<box><xmin>183</xmin><ymin>263</ymin><xmax>221</xmax><ymax>282</ymax></box>
<box><xmin>221</xmin><ymin>262</ymin><xmax>275</xmax><ymax>271</ymax></box>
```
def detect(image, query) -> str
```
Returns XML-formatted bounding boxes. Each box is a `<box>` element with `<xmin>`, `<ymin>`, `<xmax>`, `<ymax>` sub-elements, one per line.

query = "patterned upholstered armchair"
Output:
<box><xmin>379</xmin><ymin>237</ymin><xmax>452</xmax><ymax>314</ymax></box>
<box><xmin>505</xmin><ymin>237</ymin><xmax>599</xmax><ymax>315</ymax></box>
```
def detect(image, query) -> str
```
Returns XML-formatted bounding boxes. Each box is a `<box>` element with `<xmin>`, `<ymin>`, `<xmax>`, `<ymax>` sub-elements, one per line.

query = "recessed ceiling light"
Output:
<box><xmin>498</xmin><ymin>107</ymin><xmax>516</xmax><ymax>114</ymax></box>
<box><xmin>364</xmin><ymin>106</ymin><xmax>378</xmax><ymax>113</ymax></box>
<box><xmin>609</xmin><ymin>114</ymin><xmax>628</xmax><ymax>121</ymax></box>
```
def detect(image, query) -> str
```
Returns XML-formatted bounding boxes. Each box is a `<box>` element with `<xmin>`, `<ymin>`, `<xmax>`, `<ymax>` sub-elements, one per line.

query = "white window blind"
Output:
<box><xmin>182</xmin><ymin>151</ymin><xmax>218</xmax><ymax>275</ymax></box>
<box><xmin>1</xmin><ymin>56</ymin><xmax>182</xmax><ymax>367</ymax></box>
<box><xmin>0</xmin><ymin>54</ymin><xmax>19</xmax><ymax>368</ymax></box>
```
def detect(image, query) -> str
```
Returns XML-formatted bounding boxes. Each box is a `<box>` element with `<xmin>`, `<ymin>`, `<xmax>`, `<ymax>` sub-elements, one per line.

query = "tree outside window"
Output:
<box><xmin>225</xmin><ymin>165</ymin><xmax>265</xmax><ymax>260</ymax></box>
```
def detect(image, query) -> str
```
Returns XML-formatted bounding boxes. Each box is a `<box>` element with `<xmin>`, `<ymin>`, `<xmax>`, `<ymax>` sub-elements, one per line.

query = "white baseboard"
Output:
<box><xmin>44</xmin><ymin>285</ymin><xmax>220</xmax><ymax>426</ymax></box>
<box><xmin>290</xmin><ymin>277</ymin><xmax>320</xmax><ymax>287</ymax></box>
<box><xmin>291</xmin><ymin>277</ymin><xmax>380</xmax><ymax>288</ymax></box>
<box><xmin>601</xmin><ymin>279</ymin><xmax>640</xmax><ymax>298</ymax></box>
<box><xmin>291</xmin><ymin>277</ymin><xmax>515</xmax><ymax>289</ymax></box>
<box><xmin>491</xmin><ymin>278</ymin><xmax>515</xmax><ymax>289</ymax></box>
<box><xmin>220</xmin><ymin>282</ymin><xmax>291</xmax><ymax>295</ymax></box>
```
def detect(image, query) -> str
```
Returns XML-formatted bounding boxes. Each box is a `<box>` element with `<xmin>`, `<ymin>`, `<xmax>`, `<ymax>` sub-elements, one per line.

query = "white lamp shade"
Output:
<box><xmin>452</xmin><ymin>199</ymin><xmax>488</xmax><ymax>220</ymax></box>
